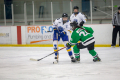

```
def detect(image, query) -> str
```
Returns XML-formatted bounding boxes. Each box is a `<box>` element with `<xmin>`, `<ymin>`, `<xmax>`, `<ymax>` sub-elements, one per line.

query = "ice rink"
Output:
<box><xmin>0</xmin><ymin>47</ymin><xmax>120</xmax><ymax>80</ymax></box>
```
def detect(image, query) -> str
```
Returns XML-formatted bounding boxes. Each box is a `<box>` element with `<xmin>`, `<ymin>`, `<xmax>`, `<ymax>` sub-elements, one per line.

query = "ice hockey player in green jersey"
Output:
<box><xmin>66</xmin><ymin>21</ymin><xmax>101</xmax><ymax>62</ymax></box>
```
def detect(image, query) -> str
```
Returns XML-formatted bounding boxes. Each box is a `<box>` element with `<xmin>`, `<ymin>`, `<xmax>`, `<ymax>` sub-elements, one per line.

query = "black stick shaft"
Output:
<box><xmin>47</xmin><ymin>31</ymin><xmax>53</xmax><ymax>32</ymax></box>
<box><xmin>119</xmin><ymin>35</ymin><xmax>120</xmax><ymax>46</ymax></box>
<box><xmin>37</xmin><ymin>47</ymin><xmax>66</xmax><ymax>61</ymax></box>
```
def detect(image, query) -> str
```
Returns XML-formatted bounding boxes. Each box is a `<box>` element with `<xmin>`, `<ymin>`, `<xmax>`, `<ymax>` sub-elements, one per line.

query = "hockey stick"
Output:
<box><xmin>43</xmin><ymin>27</ymin><xmax>53</xmax><ymax>32</ymax></box>
<box><xmin>30</xmin><ymin>39</ymin><xmax>52</xmax><ymax>44</ymax></box>
<box><xmin>119</xmin><ymin>35</ymin><xmax>120</xmax><ymax>47</ymax></box>
<box><xmin>56</xmin><ymin>33</ymin><xmax>59</xmax><ymax>61</ymax></box>
<box><xmin>30</xmin><ymin>46</ymin><xmax>66</xmax><ymax>61</ymax></box>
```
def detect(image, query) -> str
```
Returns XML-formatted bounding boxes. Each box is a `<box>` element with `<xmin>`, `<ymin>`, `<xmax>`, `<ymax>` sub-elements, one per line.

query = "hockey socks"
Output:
<box><xmin>74</xmin><ymin>53</ymin><xmax>80</xmax><ymax>61</ymax></box>
<box><xmin>66</xmin><ymin>47</ymin><xmax>73</xmax><ymax>56</ymax></box>
<box><xmin>54</xmin><ymin>44</ymin><xmax>59</xmax><ymax>59</ymax></box>
<box><xmin>89</xmin><ymin>50</ymin><xmax>97</xmax><ymax>56</ymax></box>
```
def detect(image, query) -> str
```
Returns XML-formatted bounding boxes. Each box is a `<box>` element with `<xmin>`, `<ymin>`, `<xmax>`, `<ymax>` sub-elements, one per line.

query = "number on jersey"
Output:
<box><xmin>76</xmin><ymin>29</ymin><xmax>89</xmax><ymax>36</ymax></box>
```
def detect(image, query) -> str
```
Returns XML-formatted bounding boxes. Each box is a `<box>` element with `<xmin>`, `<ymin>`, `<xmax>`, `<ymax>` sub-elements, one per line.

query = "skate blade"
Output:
<box><xmin>53</xmin><ymin>60</ymin><xmax>58</xmax><ymax>64</ymax></box>
<box><xmin>111</xmin><ymin>46</ymin><xmax>115</xmax><ymax>48</ymax></box>
<box><xmin>93</xmin><ymin>60</ymin><xmax>101</xmax><ymax>62</ymax></box>
<box><xmin>71</xmin><ymin>61</ymin><xmax>80</xmax><ymax>63</ymax></box>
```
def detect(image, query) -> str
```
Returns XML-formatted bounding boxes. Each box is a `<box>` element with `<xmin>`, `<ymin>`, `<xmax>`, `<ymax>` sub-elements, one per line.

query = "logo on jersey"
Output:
<box><xmin>74</xmin><ymin>19</ymin><xmax>78</xmax><ymax>22</ymax></box>
<box><xmin>66</xmin><ymin>25</ymin><xmax>68</xmax><ymax>28</ymax></box>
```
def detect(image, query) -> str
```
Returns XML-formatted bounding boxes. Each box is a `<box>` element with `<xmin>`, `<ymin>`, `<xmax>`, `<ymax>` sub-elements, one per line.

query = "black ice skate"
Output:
<box><xmin>111</xmin><ymin>44</ymin><xmax>115</xmax><ymax>48</ymax></box>
<box><xmin>93</xmin><ymin>56</ymin><xmax>101</xmax><ymax>62</ymax></box>
<box><xmin>71</xmin><ymin>57</ymin><xmax>80</xmax><ymax>62</ymax></box>
<box><xmin>53</xmin><ymin>57</ymin><xmax>58</xmax><ymax>64</ymax></box>
<box><xmin>71</xmin><ymin>57</ymin><xmax>76</xmax><ymax>62</ymax></box>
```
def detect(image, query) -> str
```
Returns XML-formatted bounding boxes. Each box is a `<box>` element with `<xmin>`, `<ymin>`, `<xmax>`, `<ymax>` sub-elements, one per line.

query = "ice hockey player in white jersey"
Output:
<box><xmin>53</xmin><ymin>13</ymin><xmax>75</xmax><ymax>63</ymax></box>
<box><xmin>70</xmin><ymin>6</ymin><xmax>87</xmax><ymax>27</ymax></box>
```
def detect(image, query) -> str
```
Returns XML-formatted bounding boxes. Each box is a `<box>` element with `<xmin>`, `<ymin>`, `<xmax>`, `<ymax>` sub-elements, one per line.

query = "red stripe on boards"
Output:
<box><xmin>17</xmin><ymin>26</ymin><xmax>22</xmax><ymax>44</ymax></box>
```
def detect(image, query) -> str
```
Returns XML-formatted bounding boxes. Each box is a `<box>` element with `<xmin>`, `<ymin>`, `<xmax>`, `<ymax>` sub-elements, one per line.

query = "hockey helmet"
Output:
<box><xmin>62</xmin><ymin>13</ymin><xmax>68</xmax><ymax>17</ymax></box>
<box><xmin>62</xmin><ymin>13</ymin><xmax>68</xmax><ymax>23</ymax></box>
<box><xmin>73</xmin><ymin>6</ymin><xmax>79</xmax><ymax>10</ymax></box>
<box><xmin>70</xmin><ymin>21</ymin><xmax>78</xmax><ymax>28</ymax></box>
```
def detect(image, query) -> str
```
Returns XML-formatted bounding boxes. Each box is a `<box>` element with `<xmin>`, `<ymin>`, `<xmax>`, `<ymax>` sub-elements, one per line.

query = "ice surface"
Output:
<box><xmin>0</xmin><ymin>47</ymin><xmax>120</xmax><ymax>80</ymax></box>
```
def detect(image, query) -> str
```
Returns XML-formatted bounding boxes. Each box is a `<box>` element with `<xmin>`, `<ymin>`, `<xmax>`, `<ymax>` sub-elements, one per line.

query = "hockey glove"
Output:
<box><xmin>79</xmin><ymin>21</ymin><xmax>84</xmax><ymax>26</ymax></box>
<box><xmin>53</xmin><ymin>27</ymin><xmax>58</xmax><ymax>33</ymax></box>
<box><xmin>66</xmin><ymin>43</ymin><xmax>71</xmax><ymax>48</ymax></box>
<box><xmin>58</xmin><ymin>26</ymin><xmax>64</xmax><ymax>32</ymax></box>
<box><xmin>59</xmin><ymin>31</ymin><xmax>66</xmax><ymax>37</ymax></box>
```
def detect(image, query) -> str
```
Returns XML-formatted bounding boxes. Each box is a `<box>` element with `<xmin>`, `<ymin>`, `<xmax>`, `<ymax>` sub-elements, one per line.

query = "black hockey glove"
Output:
<box><xmin>66</xmin><ymin>43</ymin><xmax>71</xmax><ymax>48</ymax></box>
<box><xmin>79</xmin><ymin>21</ymin><xmax>84</xmax><ymax>26</ymax></box>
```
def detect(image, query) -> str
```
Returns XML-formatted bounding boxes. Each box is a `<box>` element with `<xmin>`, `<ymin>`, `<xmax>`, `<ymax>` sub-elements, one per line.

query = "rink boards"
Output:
<box><xmin>0</xmin><ymin>24</ymin><xmax>119</xmax><ymax>47</ymax></box>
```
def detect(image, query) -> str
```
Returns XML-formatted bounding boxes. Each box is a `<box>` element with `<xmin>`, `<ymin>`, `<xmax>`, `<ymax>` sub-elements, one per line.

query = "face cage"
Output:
<box><xmin>62</xmin><ymin>17</ymin><xmax>68</xmax><ymax>23</ymax></box>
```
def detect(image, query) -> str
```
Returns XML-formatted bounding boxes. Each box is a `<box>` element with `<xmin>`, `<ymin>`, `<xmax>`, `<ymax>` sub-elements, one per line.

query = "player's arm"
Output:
<box><xmin>67</xmin><ymin>22</ymin><xmax>72</xmax><ymax>34</ymax></box>
<box><xmin>69</xmin><ymin>34</ymin><xmax>77</xmax><ymax>45</ymax></box>
<box><xmin>53</xmin><ymin>19</ymin><xmax>59</xmax><ymax>28</ymax></box>
<box><xmin>79</xmin><ymin>13</ymin><xmax>87</xmax><ymax>26</ymax></box>
<box><xmin>81</xmin><ymin>13</ymin><xmax>87</xmax><ymax>23</ymax></box>
<box><xmin>58</xmin><ymin>26</ymin><xmax>67</xmax><ymax>37</ymax></box>
<box><xmin>83</xmin><ymin>26</ymin><xmax>94</xmax><ymax>34</ymax></box>
<box><xmin>53</xmin><ymin>19</ymin><xmax>59</xmax><ymax>33</ymax></box>
<box><xmin>112</xmin><ymin>13</ymin><xmax>116</xmax><ymax>26</ymax></box>
<box><xmin>66</xmin><ymin>32</ymin><xmax>79</xmax><ymax>47</ymax></box>
<box><xmin>70</xmin><ymin>14</ymin><xmax>74</xmax><ymax>23</ymax></box>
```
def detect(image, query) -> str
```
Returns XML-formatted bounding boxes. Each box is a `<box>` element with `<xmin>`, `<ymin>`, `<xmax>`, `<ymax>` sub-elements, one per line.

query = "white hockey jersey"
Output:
<box><xmin>70</xmin><ymin>12</ymin><xmax>87</xmax><ymax>25</ymax></box>
<box><xmin>53</xmin><ymin>18</ymin><xmax>71</xmax><ymax>35</ymax></box>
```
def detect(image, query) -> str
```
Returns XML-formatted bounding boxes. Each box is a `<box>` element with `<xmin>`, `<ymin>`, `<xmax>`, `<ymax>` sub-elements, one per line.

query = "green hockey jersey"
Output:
<box><xmin>69</xmin><ymin>26</ymin><xmax>95</xmax><ymax>46</ymax></box>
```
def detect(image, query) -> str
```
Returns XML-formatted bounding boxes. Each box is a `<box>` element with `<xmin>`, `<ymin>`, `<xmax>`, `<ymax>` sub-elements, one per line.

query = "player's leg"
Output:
<box><xmin>62</xmin><ymin>35</ymin><xmax>76</xmax><ymax>62</ymax></box>
<box><xmin>119</xmin><ymin>26</ymin><xmax>120</xmax><ymax>47</ymax></box>
<box><xmin>87</xmin><ymin>42</ymin><xmax>101</xmax><ymax>62</ymax></box>
<box><xmin>63</xmin><ymin>41</ymin><xmax>73</xmax><ymax>56</ymax></box>
<box><xmin>112</xmin><ymin>26</ymin><xmax>119</xmax><ymax>47</ymax></box>
<box><xmin>63</xmin><ymin>41</ymin><xmax>76</xmax><ymax>62</ymax></box>
<box><xmin>76</xmin><ymin>41</ymin><xmax>100</xmax><ymax>62</ymax></box>
<box><xmin>53</xmin><ymin>33</ymin><xmax>60</xmax><ymax>62</ymax></box>
<box><xmin>73</xmin><ymin>45</ymin><xmax>80</xmax><ymax>62</ymax></box>
<box><xmin>75</xmin><ymin>42</ymin><xmax>88</xmax><ymax>62</ymax></box>
<box><xmin>53</xmin><ymin>41</ymin><xmax>59</xmax><ymax>59</ymax></box>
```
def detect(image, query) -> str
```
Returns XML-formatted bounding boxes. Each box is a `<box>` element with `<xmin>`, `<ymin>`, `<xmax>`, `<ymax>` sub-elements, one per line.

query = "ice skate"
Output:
<box><xmin>71</xmin><ymin>57</ymin><xmax>80</xmax><ymax>63</ymax></box>
<box><xmin>111</xmin><ymin>44</ymin><xmax>115</xmax><ymax>48</ymax></box>
<box><xmin>53</xmin><ymin>57</ymin><xmax>58</xmax><ymax>64</ymax></box>
<box><xmin>93</xmin><ymin>56</ymin><xmax>101</xmax><ymax>62</ymax></box>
